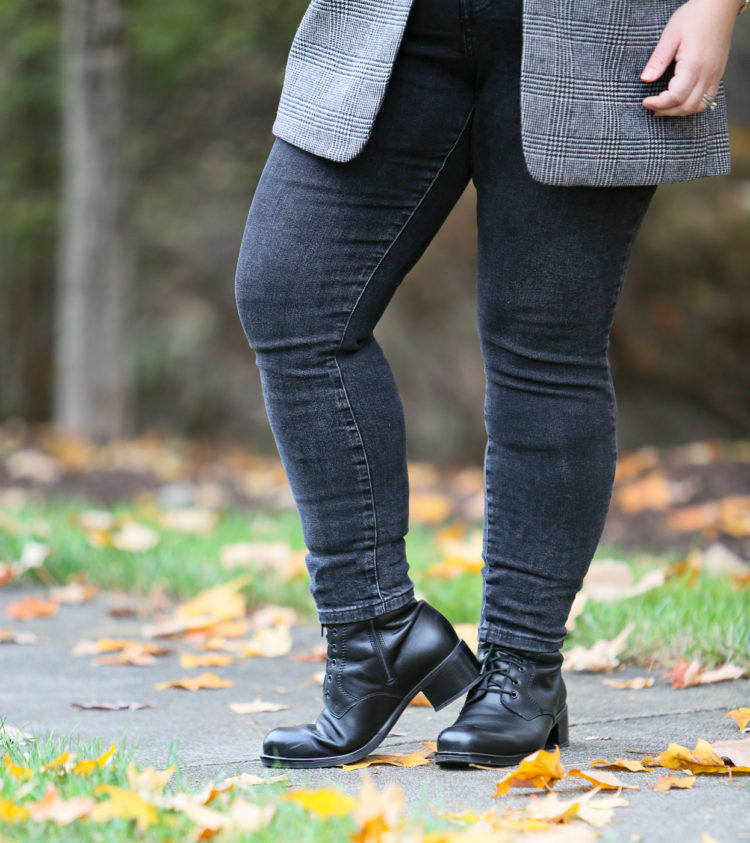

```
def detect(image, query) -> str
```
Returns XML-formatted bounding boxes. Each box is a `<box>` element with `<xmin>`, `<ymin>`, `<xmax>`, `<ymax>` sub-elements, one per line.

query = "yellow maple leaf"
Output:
<box><xmin>72</xmin><ymin>743</ymin><xmax>116</xmax><ymax>775</ymax></box>
<box><xmin>179</xmin><ymin>652</ymin><xmax>235</xmax><ymax>668</ymax></box>
<box><xmin>282</xmin><ymin>787</ymin><xmax>358</xmax><ymax>818</ymax></box>
<box><xmin>154</xmin><ymin>672</ymin><xmax>234</xmax><ymax>691</ymax></box>
<box><xmin>90</xmin><ymin>784</ymin><xmax>159</xmax><ymax>830</ymax></box>
<box><xmin>126</xmin><ymin>761</ymin><xmax>176</xmax><ymax>794</ymax></box>
<box><xmin>4</xmin><ymin>754</ymin><xmax>32</xmax><ymax>779</ymax></box>
<box><xmin>493</xmin><ymin>747</ymin><xmax>565</xmax><ymax>796</ymax></box>
<box><xmin>0</xmin><ymin>795</ymin><xmax>30</xmax><ymax>823</ymax></box>
<box><xmin>339</xmin><ymin>747</ymin><xmax>433</xmax><ymax>770</ymax></box>
<box><xmin>40</xmin><ymin>750</ymin><xmax>70</xmax><ymax>773</ymax></box>
<box><xmin>726</xmin><ymin>707</ymin><xmax>750</xmax><ymax>732</ymax></box>
<box><xmin>654</xmin><ymin>774</ymin><xmax>696</xmax><ymax>791</ymax></box>
<box><xmin>651</xmin><ymin>739</ymin><xmax>727</xmax><ymax>773</ymax></box>
<box><xmin>566</xmin><ymin>768</ymin><xmax>639</xmax><ymax>790</ymax></box>
<box><xmin>352</xmin><ymin>773</ymin><xmax>406</xmax><ymax>843</ymax></box>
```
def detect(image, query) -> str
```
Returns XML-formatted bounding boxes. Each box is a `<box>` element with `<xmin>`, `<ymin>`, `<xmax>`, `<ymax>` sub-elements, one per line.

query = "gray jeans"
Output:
<box><xmin>234</xmin><ymin>0</ymin><xmax>656</xmax><ymax>652</ymax></box>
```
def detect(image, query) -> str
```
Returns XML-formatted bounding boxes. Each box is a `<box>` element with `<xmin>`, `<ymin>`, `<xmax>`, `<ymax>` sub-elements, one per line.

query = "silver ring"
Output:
<box><xmin>701</xmin><ymin>93</ymin><xmax>717</xmax><ymax>110</ymax></box>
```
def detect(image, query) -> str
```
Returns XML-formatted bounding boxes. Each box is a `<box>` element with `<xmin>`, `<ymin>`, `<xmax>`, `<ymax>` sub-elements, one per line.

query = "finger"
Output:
<box><xmin>643</xmin><ymin>62</ymin><xmax>698</xmax><ymax>111</ymax></box>
<box><xmin>640</xmin><ymin>26</ymin><xmax>681</xmax><ymax>81</ymax></box>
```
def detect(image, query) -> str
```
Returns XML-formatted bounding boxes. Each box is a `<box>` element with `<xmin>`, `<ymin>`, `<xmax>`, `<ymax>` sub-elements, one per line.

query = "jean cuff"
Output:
<box><xmin>477</xmin><ymin>624</ymin><xmax>565</xmax><ymax>655</ymax></box>
<box><xmin>315</xmin><ymin>587</ymin><xmax>416</xmax><ymax>624</ymax></box>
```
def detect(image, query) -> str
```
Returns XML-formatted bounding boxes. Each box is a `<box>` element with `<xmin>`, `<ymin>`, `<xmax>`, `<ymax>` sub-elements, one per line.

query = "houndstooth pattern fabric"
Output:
<box><xmin>271</xmin><ymin>0</ymin><xmax>731</xmax><ymax>186</ymax></box>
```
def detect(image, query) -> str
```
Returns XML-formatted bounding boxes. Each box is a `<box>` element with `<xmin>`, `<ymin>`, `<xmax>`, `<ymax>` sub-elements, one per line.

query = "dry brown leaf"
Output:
<box><xmin>565</xmin><ymin>591</ymin><xmax>588</xmax><ymax>631</ymax></box>
<box><xmin>72</xmin><ymin>701</ymin><xmax>153</xmax><ymax>711</ymax></box>
<box><xmin>612</xmin><ymin>470</ymin><xmax>674</xmax><ymax>514</ymax></box>
<box><xmin>291</xmin><ymin>643</ymin><xmax>327</xmax><ymax>662</ymax></box>
<box><xmin>562</xmin><ymin>624</ymin><xmax>633</xmax><ymax>672</ymax></box>
<box><xmin>581</xmin><ymin>560</ymin><xmax>665</xmax><ymax>602</ymax></box>
<box><xmin>649</xmin><ymin>739</ymin><xmax>727</xmax><ymax>773</ymax></box>
<box><xmin>27</xmin><ymin>783</ymin><xmax>96</xmax><ymax>824</ymax></box>
<box><xmin>601</xmin><ymin>676</ymin><xmax>655</xmax><ymax>690</ymax></box>
<box><xmin>6</xmin><ymin>595</ymin><xmax>58</xmax><ymax>620</ymax></box>
<box><xmin>614</xmin><ymin>448</ymin><xmax>660</xmax><ymax>483</ymax></box>
<box><xmin>711</xmin><ymin>737</ymin><xmax>750</xmax><ymax>768</ymax></box>
<box><xmin>95</xmin><ymin>642</ymin><xmax>171</xmax><ymax>666</ymax></box>
<box><xmin>229</xmin><ymin>698</ymin><xmax>291</xmax><ymax>714</ymax></box>
<box><xmin>0</xmin><ymin>628</ymin><xmax>37</xmax><ymax>645</ymax></box>
<box><xmin>174</xmin><ymin>576</ymin><xmax>249</xmax><ymax>621</ymax></box>
<box><xmin>190</xmin><ymin>619</ymin><xmax>249</xmax><ymax>640</ymax></box>
<box><xmin>525</xmin><ymin>788</ymin><xmax>628</xmax><ymax>828</ymax></box>
<box><xmin>725</xmin><ymin>707</ymin><xmax>750</xmax><ymax>732</ymax></box>
<box><xmin>241</xmin><ymin>625</ymin><xmax>293</xmax><ymax>658</ymax></box>
<box><xmin>664</xmin><ymin>659</ymin><xmax>745</xmax><ymax>688</ymax></box>
<box><xmin>154</xmin><ymin>672</ymin><xmax>234</xmax><ymax>691</ymax></box>
<box><xmin>590</xmin><ymin>757</ymin><xmax>650</xmax><ymax>772</ymax></box>
<box><xmin>179</xmin><ymin>652</ymin><xmax>235</xmax><ymax>668</ymax></box>
<box><xmin>654</xmin><ymin>773</ymin><xmax>696</xmax><ymax>791</ymax></box>
<box><xmin>566</xmin><ymin>768</ymin><xmax>639</xmax><ymax>790</ymax></box>
<box><xmin>249</xmin><ymin>605</ymin><xmax>298</xmax><ymax>628</ymax></box>
<box><xmin>493</xmin><ymin>747</ymin><xmax>565</xmax><ymax>796</ymax></box>
<box><xmin>352</xmin><ymin>773</ymin><xmax>406</xmax><ymax>842</ymax></box>
<box><xmin>49</xmin><ymin>581</ymin><xmax>98</xmax><ymax>604</ymax></box>
<box><xmin>339</xmin><ymin>746</ymin><xmax>434</xmax><ymax>770</ymax></box>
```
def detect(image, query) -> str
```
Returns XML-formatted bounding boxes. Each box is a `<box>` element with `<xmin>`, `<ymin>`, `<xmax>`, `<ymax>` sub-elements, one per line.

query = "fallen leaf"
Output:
<box><xmin>711</xmin><ymin>737</ymin><xmax>750</xmax><ymax>768</ymax></box>
<box><xmin>6</xmin><ymin>595</ymin><xmax>58</xmax><ymax>620</ymax></box>
<box><xmin>158</xmin><ymin>508</ymin><xmax>218</xmax><ymax>535</ymax></box>
<box><xmin>72</xmin><ymin>743</ymin><xmax>116</xmax><ymax>775</ymax></box>
<box><xmin>112</xmin><ymin>523</ymin><xmax>161</xmax><ymax>552</ymax></box>
<box><xmin>649</xmin><ymin>739</ymin><xmax>727</xmax><ymax>773</ymax></box>
<box><xmin>352</xmin><ymin>773</ymin><xmax>405</xmax><ymax>841</ymax></box>
<box><xmin>49</xmin><ymin>581</ymin><xmax>98</xmax><ymax>604</ymax></box>
<box><xmin>241</xmin><ymin>625</ymin><xmax>293</xmax><ymax>658</ymax></box>
<box><xmin>229</xmin><ymin>698</ymin><xmax>291</xmax><ymax>714</ymax></box>
<box><xmin>291</xmin><ymin>643</ymin><xmax>327</xmax><ymax>662</ymax></box>
<box><xmin>566</xmin><ymin>768</ymin><xmax>638</xmax><ymax>790</ymax></box>
<box><xmin>562</xmin><ymin>624</ymin><xmax>633</xmax><ymax>672</ymax></box>
<box><xmin>493</xmin><ymin>747</ymin><xmax>565</xmax><ymax>796</ymax></box>
<box><xmin>249</xmin><ymin>605</ymin><xmax>298</xmax><ymax>628</ymax></box>
<box><xmin>613</xmin><ymin>470</ymin><xmax>677</xmax><ymax>514</ymax></box>
<box><xmin>565</xmin><ymin>591</ymin><xmax>588</xmax><ymax>631</ymax></box>
<box><xmin>664</xmin><ymin>659</ymin><xmax>744</xmax><ymax>688</ymax></box>
<box><xmin>27</xmin><ymin>783</ymin><xmax>96</xmax><ymax>824</ymax></box>
<box><xmin>725</xmin><ymin>707</ymin><xmax>750</xmax><ymax>732</ymax></box>
<box><xmin>71</xmin><ymin>700</ymin><xmax>154</xmax><ymax>711</ymax></box>
<box><xmin>219</xmin><ymin>772</ymin><xmax>287</xmax><ymax>788</ymax></box>
<box><xmin>154</xmin><ymin>672</ymin><xmax>234</xmax><ymax>691</ymax></box>
<box><xmin>40</xmin><ymin>751</ymin><xmax>70</xmax><ymax>772</ymax></box>
<box><xmin>525</xmin><ymin>788</ymin><xmax>628</xmax><ymax>828</ymax></box>
<box><xmin>4</xmin><ymin>754</ymin><xmax>32</xmax><ymax>779</ymax></box>
<box><xmin>127</xmin><ymin>761</ymin><xmax>176</xmax><ymax>794</ymax></box>
<box><xmin>282</xmin><ymin>787</ymin><xmax>358</xmax><ymax>818</ymax></box>
<box><xmin>581</xmin><ymin>560</ymin><xmax>665</xmax><ymax>602</ymax></box>
<box><xmin>590</xmin><ymin>758</ymin><xmax>650</xmax><ymax>772</ymax></box>
<box><xmin>340</xmin><ymin>747</ymin><xmax>434</xmax><ymax>770</ymax></box>
<box><xmin>409</xmin><ymin>691</ymin><xmax>431</xmax><ymax>707</ymax></box>
<box><xmin>601</xmin><ymin>676</ymin><xmax>655</xmax><ymax>690</ymax></box>
<box><xmin>654</xmin><ymin>773</ymin><xmax>696</xmax><ymax>791</ymax></box>
<box><xmin>0</xmin><ymin>628</ymin><xmax>37</xmax><ymax>645</ymax></box>
<box><xmin>423</xmin><ymin>555</ymin><xmax>483</xmax><ymax>580</ymax></box>
<box><xmin>90</xmin><ymin>784</ymin><xmax>159</xmax><ymax>830</ymax></box>
<box><xmin>0</xmin><ymin>795</ymin><xmax>30</xmax><ymax>823</ymax></box>
<box><xmin>179</xmin><ymin>651</ymin><xmax>235</xmax><ymax>668</ymax></box>
<box><xmin>95</xmin><ymin>642</ymin><xmax>172</xmax><ymax>666</ymax></box>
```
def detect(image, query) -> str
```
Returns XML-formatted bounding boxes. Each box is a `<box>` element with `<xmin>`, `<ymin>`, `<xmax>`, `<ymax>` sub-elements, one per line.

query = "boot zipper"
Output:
<box><xmin>369</xmin><ymin>621</ymin><xmax>395</xmax><ymax>684</ymax></box>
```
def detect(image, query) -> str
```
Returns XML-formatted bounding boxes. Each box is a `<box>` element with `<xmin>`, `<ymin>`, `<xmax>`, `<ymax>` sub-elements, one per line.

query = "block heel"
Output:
<box><xmin>420</xmin><ymin>639</ymin><xmax>481</xmax><ymax>711</ymax></box>
<box><xmin>544</xmin><ymin>706</ymin><xmax>569</xmax><ymax>749</ymax></box>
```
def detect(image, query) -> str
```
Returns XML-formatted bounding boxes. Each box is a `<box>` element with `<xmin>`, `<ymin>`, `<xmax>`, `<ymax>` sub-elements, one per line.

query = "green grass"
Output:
<box><xmin>0</xmin><ymin>724</ymin><xmax>464</xmax><ymax>843</ymax></box>
<box><xmin>1</xmin><ymin>497</ymin><xmax>748</xmax><ymax>670</ymax></box>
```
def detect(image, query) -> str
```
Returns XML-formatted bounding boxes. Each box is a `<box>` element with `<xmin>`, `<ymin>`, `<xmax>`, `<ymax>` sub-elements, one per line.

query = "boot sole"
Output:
<box><xmin>260</xmin><ymin>638</ymin><xmax>480</xmax><ymax>769</ymax></box>
<box><xmin>434</xmin><ymin>706</ymin><xmax>570</xmax><ymax>768</ymax></box>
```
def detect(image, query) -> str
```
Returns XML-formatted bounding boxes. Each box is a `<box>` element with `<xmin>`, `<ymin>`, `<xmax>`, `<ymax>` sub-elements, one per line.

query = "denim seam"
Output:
<box><xmin>332</xmin><ymin>105</ymin><xmax>476</xmax><ymax>613</ymax></box>
<box><xmin>316</xmin><ymin>587</ymin><xmax>416</xmax><ymax>624</ymax></box>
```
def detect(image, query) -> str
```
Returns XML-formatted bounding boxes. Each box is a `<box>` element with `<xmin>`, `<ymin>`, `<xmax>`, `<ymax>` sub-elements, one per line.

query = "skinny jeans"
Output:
<box><xmin>234</xmin><ymin>0</ymin><xmax>656</xmax><ymax>652</ymax></box>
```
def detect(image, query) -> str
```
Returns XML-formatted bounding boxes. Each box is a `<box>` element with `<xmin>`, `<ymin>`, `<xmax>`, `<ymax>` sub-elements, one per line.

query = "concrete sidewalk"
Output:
<box><xmin>1</xmin><ymin>586</ymin><xmax>748</xmax><ymax>843</ymax></box>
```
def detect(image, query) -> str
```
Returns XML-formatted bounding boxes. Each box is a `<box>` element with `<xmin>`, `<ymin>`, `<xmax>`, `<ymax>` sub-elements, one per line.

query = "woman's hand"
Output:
<box><xmin>641</xmin><ymin>0</ymin><xmax>739</xmax><ymax>116</ymax></box>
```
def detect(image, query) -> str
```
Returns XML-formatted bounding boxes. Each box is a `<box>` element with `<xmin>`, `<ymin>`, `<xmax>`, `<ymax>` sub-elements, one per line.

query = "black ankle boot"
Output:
<box><xmin>434</xmin><ymin>641</ymin><xmax>569</xmax><ymax>767</ymax></box>
<box><xmin>260</xmin><ymin>599</ymin><xmax>481</xmax><ymax>768</ymax></box>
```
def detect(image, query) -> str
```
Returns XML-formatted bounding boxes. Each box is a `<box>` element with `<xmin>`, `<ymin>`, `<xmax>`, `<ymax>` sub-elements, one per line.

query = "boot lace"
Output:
<box><xmin>320</xmin><ymin>623</ymin><xmax>338</xmax><ymax>698</ymax></box>
<box><xmin>470</xmin><ymin>643</ymin><xmax>529</xmax><ymax>699</ymax></box>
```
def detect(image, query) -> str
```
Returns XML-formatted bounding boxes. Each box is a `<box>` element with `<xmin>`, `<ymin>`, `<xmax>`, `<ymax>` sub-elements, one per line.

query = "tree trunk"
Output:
<box><xmin>54</xmin><ymin>0</ymin><xmax>132</xmax><ymax>440</ymax></box>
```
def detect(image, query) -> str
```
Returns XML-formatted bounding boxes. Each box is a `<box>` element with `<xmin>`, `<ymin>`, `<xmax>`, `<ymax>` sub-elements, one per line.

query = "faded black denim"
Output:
<box><xmin>234</xmin><ymin>0</ymin><xmax>656</xmax><ymax>651</ymax></box>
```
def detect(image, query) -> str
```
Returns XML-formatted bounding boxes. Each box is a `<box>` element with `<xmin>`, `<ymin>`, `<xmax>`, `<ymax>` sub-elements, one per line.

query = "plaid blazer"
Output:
<box><xmin>271</xmin><ymin>0</ymin><xmax>731</xmax><ymax>186</ymax></box>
